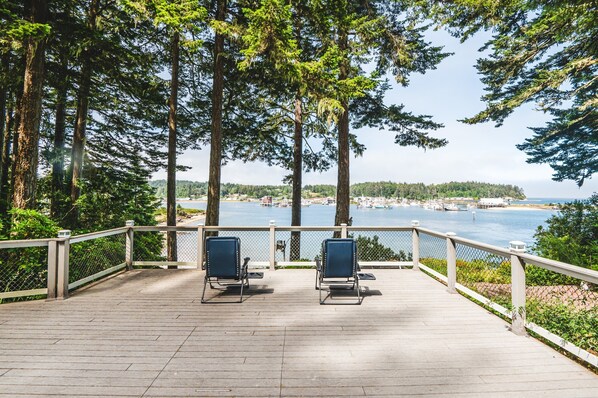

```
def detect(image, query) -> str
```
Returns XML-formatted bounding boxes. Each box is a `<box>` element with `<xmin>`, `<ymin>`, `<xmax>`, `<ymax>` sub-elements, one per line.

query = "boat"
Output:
<box><xmin>444</xmin><ymin>203</ymin><xmax>467</xmax><ymax>211</ymax></box>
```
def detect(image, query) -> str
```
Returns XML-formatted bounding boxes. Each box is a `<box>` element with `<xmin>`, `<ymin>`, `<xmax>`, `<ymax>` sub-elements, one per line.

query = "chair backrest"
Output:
<box><xmin>205</xmin><ymin>237</ymin><xmax>241</xmax><ymax>278</ymax></box>
<box><xmin>322</xmin><ymin>238</ymin><xmax>357</xmax><ymax>278</ymax></box>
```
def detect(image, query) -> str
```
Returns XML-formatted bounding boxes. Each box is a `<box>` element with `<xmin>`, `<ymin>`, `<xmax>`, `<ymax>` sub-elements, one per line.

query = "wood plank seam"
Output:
<box><xmin>140</xmin><ymin>325</ymin><xmax>197</xmax><ymax>397</ymax></box>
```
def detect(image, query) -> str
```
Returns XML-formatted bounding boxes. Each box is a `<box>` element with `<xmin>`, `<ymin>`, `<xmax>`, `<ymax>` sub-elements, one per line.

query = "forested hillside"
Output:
<box><xmin>150</xmin><ymin>180</ymin><xmax>525</xmax><ymax>200</ymax></box>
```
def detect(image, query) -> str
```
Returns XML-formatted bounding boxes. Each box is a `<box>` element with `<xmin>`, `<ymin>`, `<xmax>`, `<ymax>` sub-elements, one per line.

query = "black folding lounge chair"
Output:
<box><xmin>315</xmin><ymin>238</ymin><xmax>375</xmax><ymax>304</ymax></box>
<box><xmin>201</xmin><ymin>236</ymin><xmax>254</xmax><ymax>303</ymax></box>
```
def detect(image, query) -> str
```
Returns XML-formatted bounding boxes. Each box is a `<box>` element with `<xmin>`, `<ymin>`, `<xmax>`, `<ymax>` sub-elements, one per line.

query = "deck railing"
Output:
<box><xmin>0</xmin><ymin>220</ymin><xmax>596</xmax><ymax>367</ymax></box>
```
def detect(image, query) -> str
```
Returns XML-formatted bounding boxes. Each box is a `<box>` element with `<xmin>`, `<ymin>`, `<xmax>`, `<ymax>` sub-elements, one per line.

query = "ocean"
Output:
<box><xmin>177</xmin><ymin>198</ymin><xmax>572</xmax><ymax>249</ymax></box>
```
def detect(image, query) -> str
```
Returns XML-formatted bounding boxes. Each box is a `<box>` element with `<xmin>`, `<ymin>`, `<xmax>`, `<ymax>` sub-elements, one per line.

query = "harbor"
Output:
<box><xmin>174</xmin><ymin>198</ymin><xmax>560</xmax><ymax>249</ymax></box>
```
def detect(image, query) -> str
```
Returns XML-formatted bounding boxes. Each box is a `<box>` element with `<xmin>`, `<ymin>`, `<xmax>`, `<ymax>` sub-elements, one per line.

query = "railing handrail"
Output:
<box><xmin>266</xmin><ymin>226</ymin><xmax>342</xmax><ymax>232</ymax></box>
<box><xmin>70</xmin><ymin>227</ymin><xmax>129</xmax><ymax>243</ymax></box>
<box><xmin>451</xmin><ymin>235</ymin><xmax>512</xmax><ymax>257</ymax></box>
<box><xmin>0</xmin><ymin>238</ymin><xmax>51</xmax><ymax>248</ymax></box>
<box><xmin>134</xmin><ymin>225</ymin><xmax>198</xmax><ymax>232</ymax></box>
<box><xmin>347</xmin><ymin>226</ymin><xmax>412</xmax><ymax>232</ymax></box>
<box><xmin>135</xmin><ymin>225</ymin><xmax>412</xmax><ymax>232</ymax></box>
<box><xmin>519</xmin><ymin>252</ymin><xmax>598</xmax><ymax>284</ymax></box>
<box><xmin>2</xmin><ymin>224</ymin><xmax>595</xmax><ymax>285</ymax></box>
<box><xmin>415</xmin><ymin>227</ymin><xmax>446</xmax><ymax>239</ymax></box>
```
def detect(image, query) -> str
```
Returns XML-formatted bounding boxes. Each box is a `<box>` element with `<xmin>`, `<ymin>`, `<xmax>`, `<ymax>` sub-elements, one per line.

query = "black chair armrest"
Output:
<box><xmin>315</xmin><ymin>256</ymin><xmax>322</xmax><ymax>272</ymax></box>
<box><xmin>241</xmin><ymin>257</ymin><xmax>250</xmax><ymax>276</ymax></box>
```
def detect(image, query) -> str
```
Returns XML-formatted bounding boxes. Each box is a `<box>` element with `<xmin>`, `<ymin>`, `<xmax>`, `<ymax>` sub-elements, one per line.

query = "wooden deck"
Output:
<box><xmin>0</xmin><ymin>269</ymin><xmax>596</xmax><ymax>397</ymax></box>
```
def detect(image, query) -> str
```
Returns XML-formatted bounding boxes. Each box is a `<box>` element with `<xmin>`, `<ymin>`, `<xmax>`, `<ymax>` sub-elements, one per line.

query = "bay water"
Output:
<box><xmin>178</xmin><ymin>198</ymin><xmax>566</xmax><ymax>249</ymax></box>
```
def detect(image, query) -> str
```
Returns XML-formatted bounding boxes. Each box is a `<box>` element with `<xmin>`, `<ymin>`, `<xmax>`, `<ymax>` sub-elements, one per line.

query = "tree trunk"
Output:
<box><xmin>12</xmin><ymin>0</ymin><xmax>48</xmax><ymax>209</ymax></box>
<box><xmin>0</xmin><ymin>57</ymin><xmax>6</xmax><ymax>201</ymax></box>
<box><xmin>290</xmin><ymin>95</ymin><xmax>302</xmax><ymax>261</ymax></box>
<box><xmin>0</xmin><ymin>108</ymin><xmax>11</xmax><ymax>217</ymax></box>
<box><xmin>50</xmin><ymin>51</ymin><xmax>68</xmax><ymax>218</ymax></box>
<box><xmin>206</xmin><ymin>0</ymin><xmax>227</xmax><ymax>229</ymax></box>
<box><xmin>69</xmin><ymin>0</ymin><xmax>99</xmax><ymax>223</ymax></box>
<box><xmin>334</xmin><ymin>30</ymin><xmax>350</xmax><ymax>229</ymax></box>
<box><xmin>7</xmin><ymin>92</ymin><xmax>20</xmax><ymax>213</ymax></box>
<box><xmin>10</xmin><ymin>103</ymin><xmax>20</xmax><ymax>203</ymax></box>
<box><xmin>167</xmin><ymin>32</ymin><xmax>179</xmax><ymax>264</ymax></box>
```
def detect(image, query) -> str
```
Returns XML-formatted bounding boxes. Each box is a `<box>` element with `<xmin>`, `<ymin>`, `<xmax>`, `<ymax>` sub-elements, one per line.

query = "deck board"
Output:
<box><xmin>0</xmin><ymin>268</ymin><xmax>596</xmax><ymax>397</ymax></box>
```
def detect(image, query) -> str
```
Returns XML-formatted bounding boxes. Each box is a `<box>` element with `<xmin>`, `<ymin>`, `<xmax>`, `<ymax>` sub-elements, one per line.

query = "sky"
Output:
<box><xmin>152</xmin><ymin>29</ymin><xmax>597</xmax><ymax>199</ymax></box>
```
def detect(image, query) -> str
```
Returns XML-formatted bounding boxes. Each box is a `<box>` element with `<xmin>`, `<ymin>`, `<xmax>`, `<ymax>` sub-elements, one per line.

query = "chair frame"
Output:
<box><xmin>201</xmin><ymin>237</ymin><xmax>251</xmax><ymax>303</ymax></box>
<box><xmin>315</xmin><ymin>239</ymin><xmax>361</xmax><ymax>305</ymax></box>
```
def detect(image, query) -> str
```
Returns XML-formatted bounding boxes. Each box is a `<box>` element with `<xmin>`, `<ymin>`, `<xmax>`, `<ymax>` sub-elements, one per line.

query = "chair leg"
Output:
<box><xmin>315</xmin><ymin>269</ymin><xmax>319</xmax><ymax>290</ymax></box>
<box><xmin>201</xmin><ymin>276</ymin><xmax>208</xmax><ymax>303</ymax></box>
<box><xmin>356</xmin><ymin>277</ymin><xmax>361</xmax><ymax>305</ymax></box>
<box><xmin>318</xmin><ymin>276</ymin><xmax>322</xmax><ymax>304</ymax></box>
<box><xmin>239</xmin><ymin>277</ymin><xmax>245</xmax><ymax>303</ymax></box>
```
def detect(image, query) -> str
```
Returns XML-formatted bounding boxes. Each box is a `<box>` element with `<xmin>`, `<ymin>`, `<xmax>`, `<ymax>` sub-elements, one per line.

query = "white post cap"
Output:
<box><xmin>269</xmin><ymin>220</ymin><xmax>276</xmax><ymax>226</ymax></box>
<box><xmin>411</xmin><ymin>220</ymin><xmax>420</xmax><ymax>227</ymax></box>
<box><xmin>510</xmin><ymin>241</ymin><xmax>526</xmax><ymax>252</ymax></box>
<box><xmin>125</xmin><ymin>220</ymin><xmax>135</xmax><ymax>227</ymax></box>
<box><xmin>446</xmin><ymin>232</ymin><xmax>457</xmax><ymax>237</ymax></box>
<box><xmin>57</xmin><ymin>230</ymin><xmax>71</xmax><ymax>238</ymax></box>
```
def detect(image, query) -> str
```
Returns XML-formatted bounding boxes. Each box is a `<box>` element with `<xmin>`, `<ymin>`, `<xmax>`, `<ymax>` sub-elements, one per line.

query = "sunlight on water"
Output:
<box><xmin>180</xmin><ymin>200</ymin><xmax>557</xmax><ymax>249</ymax></box>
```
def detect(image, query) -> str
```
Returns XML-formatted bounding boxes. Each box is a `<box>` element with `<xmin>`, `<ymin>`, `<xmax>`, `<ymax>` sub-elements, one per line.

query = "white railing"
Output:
<box><xmin>1</xmin><ymin>220</ymin><xmax>596</xmax><ymax>368</ymax></box>
<box><xmin>0</xmin><ymin>238</ymin><xmax>56</xmax><ymax>300</ymax></box>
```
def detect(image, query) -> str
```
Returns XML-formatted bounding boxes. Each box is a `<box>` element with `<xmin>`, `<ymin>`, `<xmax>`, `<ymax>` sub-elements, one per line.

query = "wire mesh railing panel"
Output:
<box><xmin>275</xmin><ymin>230</ymin><xmax>338</xmax><ymax>263</ymax></box>
<box><xmin>69</xmin><ymin>233</ymin><xmax>126</xmax><ymax>285</ymax></box>
<box><xmin>0</xmin><ymin>245</ymin><xmax>48</xmax><ymax>300</ymax></box>
<box><xmin>215</xmin><ymin>230</ymin><xmax>271</xmax><ymax>263</ymax></box>
<box><xmin>350</xmin><ymin>230</ymin><xmax>412</xmax><ymax>262</ymax></box>
<box><xmin>134</xmin><ymin>231</ymin><xmax>197</xmax><ymax>264</ymax></box>
<box><xmin>419</xmin><ymin>232</ymin><xmax>447</xmax><ymax>276</ymax></box>
<box><xmin>174</xmin><ymin>230</ymin><xmax>198</xmax><ymax>263</ymax></box>
<box><xmin>456</xmin><ymin>244</ymin><xmax>511</xmax><ymax>308</ymax></box>
<box><xmin>133</xmin><ymin>231</ymin><xmax>165</xmax><ymax>263</ymax></box>
<box><xmin>525</xmin><ymin>266</ymin><xmax>598</xmax><ymax>356</ymax></box>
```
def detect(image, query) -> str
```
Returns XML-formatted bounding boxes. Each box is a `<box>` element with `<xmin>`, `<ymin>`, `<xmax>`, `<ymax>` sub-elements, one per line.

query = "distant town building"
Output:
<box><xmin>478</xmin><ymin>198</ymin><xmax>507</xmax><ymax>208</ymax></box>
<box><xmin>260</xmin><ymin>196</ymin><xmax>273</xmax><ymax>207</ymax></box>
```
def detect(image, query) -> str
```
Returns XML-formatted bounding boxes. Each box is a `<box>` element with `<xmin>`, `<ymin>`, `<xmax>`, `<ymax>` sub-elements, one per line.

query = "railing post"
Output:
<box><xmin>125</xmin><ymin>220</ymin><xmax>134</xmax><ymax>270</ymax></box>
<box><xmin>411</xmin><ymin>220</ymin><xmax>420</xmax><ymax>271</ymax></box>
<box><xmin>46</xmin><ymin>240</ymin><xmax>58</xmax><ymax>300</ymax></box>
<box><xmin>56</xmin><ymin>230</ymin><xmax>71</xmax><ymax>300</ymax></box>
<box><xmin>510</xmin><ymin>241</ymin><xmax>527</xmax><ymax>336</ymax></box>
<box><xmin>340</xmin><ymin>223</ymin><xmax>348</xmax><ymax>239</ymax></box>
<box><xmin>446</xmin><ymin>232</ymin><xmax>457</xmax><ymax>294</ymax></box>
<box><xmin>269</xmin><ymin>220</ymin><xmax>276</xmax><ymax>271</ymax></box>
<box><xmin>197</xmin><ymin>223</ymin><xmax>204</xmax><ymax>270</ymax></box>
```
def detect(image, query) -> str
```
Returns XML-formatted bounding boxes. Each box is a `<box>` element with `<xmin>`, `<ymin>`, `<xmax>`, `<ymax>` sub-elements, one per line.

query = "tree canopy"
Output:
<box><xmin>533</xmin><ymin>194</ymin><xmax>598</xmax><ymax>270</ymax></box>
<box><xmin>431</xmin><ymin>0</ymin><xmax>597</xmax><ymax>186</ymax></box>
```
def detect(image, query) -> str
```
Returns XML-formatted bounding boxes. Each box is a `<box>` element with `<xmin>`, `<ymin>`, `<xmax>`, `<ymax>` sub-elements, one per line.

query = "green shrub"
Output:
<box><xmin>353</xmin><ymin>235</ymin><xmax>412</xmax><ymax>262</ymax></box>
<box><xmin>527</xmin><ymin>299</ymin><xmax>598</xmax><ymax>355</ymax></box>
<box><xmin>420</xmin><ymin>257</ymin><xmax>447</xmax><ymax>275</ymax></box>
<box><xmin>533</xmin><ymin>194</ymin><xmax>597</xmax><ymax>270</ymax></box>
<box><xmin>0</xmin><ymin>210</ymin><xmax>61</xmax><ymax>302</ymax></box>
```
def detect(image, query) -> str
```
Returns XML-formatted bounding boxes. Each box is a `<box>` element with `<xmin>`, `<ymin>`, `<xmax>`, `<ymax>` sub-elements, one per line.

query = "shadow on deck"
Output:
<box><xmin>0</xmin><ymin>269</ymin><xmax>596</xmax><ymax>397</ymax></box>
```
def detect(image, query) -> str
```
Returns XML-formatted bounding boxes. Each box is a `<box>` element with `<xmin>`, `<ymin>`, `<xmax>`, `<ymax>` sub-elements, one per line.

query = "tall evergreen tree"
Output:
<box><xmin>236</xmin><ymin>0</ymin><xmax>336</xmax><ymax>257</ymax></box>
<box><xmin>122</xmin><ymin>0</ymin><xmax>205</xmax><ymax>260</ymax></box>
<box><xmin>12</xmin><ymin>0</ymin><xmax>49</xmax><ymax>209</ymax></box>
<box><xmin>69</xmin><ymin>0</ymin><xmax>100</xmax><ymax>221</ymax></box>
<box><xmin>312</xmin><ymin>0</ymin><xmax>449</xmax><ymax>227</ymax></box>
<box><xmin>167</xmin><ymin>31</ymin><xmax>179</xmax><ymax>262</ymax></box>
<box><xmin>1</xmin><ymin>3</ymin><xmax>27</xmax><ymax>218</ymax></box>
<box><xmin>206</xmin><ymin>0</ymin><xmax>228</xmax><ymax>228</ymax></box>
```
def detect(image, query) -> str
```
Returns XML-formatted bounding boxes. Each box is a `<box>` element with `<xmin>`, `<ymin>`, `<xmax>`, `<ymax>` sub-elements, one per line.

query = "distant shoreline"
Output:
<box><xmin>164</xmin><ymin>199</ymin><xmax>557</xmax><ymax>211</ymax></box>
<box><xmin>156</xmin><ymin>213</ymin><xmax>206</xmax><ymax>226</ymax></box>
